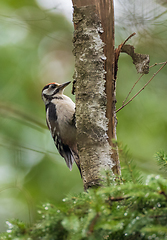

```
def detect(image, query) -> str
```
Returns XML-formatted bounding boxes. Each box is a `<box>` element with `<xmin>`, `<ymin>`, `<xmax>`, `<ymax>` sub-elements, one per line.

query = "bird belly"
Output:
<box><xmin>56</xmin><ymin>102</ymin><xmax>76</xmax><ymax>148</ymax></box>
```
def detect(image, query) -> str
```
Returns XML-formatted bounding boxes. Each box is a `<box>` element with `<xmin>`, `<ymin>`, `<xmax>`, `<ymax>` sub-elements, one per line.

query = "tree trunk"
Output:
<box><xmin>72</xmin><ymin>0</ymin><xmax>120</xmax><ymax>190</ymax></box>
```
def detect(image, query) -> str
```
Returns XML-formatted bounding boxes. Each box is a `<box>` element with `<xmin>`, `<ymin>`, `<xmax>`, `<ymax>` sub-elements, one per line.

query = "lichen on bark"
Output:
<box><xmin>72</xmin><ymin>5</ymin><xmax>115</xmax><ymax>189</ymax></box>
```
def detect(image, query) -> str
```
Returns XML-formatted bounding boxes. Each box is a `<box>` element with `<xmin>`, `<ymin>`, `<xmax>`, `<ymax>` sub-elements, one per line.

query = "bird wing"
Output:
<box><xmin>46</xmin><ymin>102</ymin><xmax>74</xmax><ymax>170</ymax></box>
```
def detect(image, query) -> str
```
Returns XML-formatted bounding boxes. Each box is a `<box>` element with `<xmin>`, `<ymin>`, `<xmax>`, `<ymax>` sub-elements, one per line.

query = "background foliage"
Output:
<box><xmin>1</xmin><ymin>163</ymin><xmax>167</xmax><ymax>239</ymax></box>
<box><xmin>0</xmin><ymin>0</ymin><xmax>167</xmax><ymax>233</ymax></box>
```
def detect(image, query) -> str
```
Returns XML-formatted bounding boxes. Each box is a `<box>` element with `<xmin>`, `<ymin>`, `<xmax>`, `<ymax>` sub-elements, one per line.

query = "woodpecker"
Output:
<box><xmin>41</xmin><ymin>81</ymin><xmax>81</xmax><ymax>176</ymax></box>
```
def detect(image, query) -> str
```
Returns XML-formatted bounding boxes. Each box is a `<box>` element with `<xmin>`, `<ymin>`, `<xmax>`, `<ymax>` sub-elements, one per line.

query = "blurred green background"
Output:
<box><xmin>0</xmin><ymin>0</ymin><xmax>167</xmax><ymax>232</ymax></box>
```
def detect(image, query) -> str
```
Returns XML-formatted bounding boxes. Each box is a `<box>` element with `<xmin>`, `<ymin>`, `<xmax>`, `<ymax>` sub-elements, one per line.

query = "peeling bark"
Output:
<box><xmin>72</xmin><ymin>1</ymin><xmax>120</xmax><ymax>190</ymax></box>
<box><xmin>115</xmin><ymin>33</ymin><xmax>150</xmax><ymax>77</ymax></box>
<box><xmin>121</xmin><ymin>44</ymin><xmax>150</xmax><ymax>74</ymax></box>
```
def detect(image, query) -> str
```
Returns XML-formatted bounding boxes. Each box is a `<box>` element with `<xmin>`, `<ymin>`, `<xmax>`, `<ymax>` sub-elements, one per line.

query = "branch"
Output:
<box><xmin>116</xmin><ymin>61</ymin><xmax>167</xmax><ymax>113</ymax></box>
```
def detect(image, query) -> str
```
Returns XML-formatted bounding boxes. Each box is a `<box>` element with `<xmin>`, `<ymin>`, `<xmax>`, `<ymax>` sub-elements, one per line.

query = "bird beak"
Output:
<box><xmin>58</xmin><ymin>81</ymin><xmax>71</xmax><ymax>90</ymax></box>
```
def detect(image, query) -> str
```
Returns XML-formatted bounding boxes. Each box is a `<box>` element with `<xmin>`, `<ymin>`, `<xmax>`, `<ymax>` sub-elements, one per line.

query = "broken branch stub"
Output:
<box><xmin>121</xmin><ymin>44</ymin><xmax>150</xmax><ymax>74</ymax></box>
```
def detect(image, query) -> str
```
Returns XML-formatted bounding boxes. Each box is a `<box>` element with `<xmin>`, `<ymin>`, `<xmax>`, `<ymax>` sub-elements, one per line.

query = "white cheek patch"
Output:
<box><xmin>43</xmin><ymin>88</ymin><xmax>48</xmax><ymax>95</ymax></box>
<box><xmin>43</xmin><ymin>88</ymin><xmax>55</xmax><ymax>96</ymax></box>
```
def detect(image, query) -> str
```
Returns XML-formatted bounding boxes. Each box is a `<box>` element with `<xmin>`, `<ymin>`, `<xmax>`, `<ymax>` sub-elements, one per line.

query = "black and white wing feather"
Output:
<box><xmin>46</xmin><ymin>102</ymin><xmax>74</xmax><ymax>170</ymax></box>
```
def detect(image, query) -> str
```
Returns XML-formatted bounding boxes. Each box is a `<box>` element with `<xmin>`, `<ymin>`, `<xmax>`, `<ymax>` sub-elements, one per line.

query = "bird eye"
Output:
<box><xmin>50</xmin><ymin>85</ymin><xmax>56</xmax><ymax>89</ymax></box>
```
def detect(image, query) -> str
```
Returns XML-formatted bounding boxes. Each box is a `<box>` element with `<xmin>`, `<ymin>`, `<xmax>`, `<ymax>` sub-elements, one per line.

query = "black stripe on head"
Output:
<box><xmin>42</xmin><ymin>83</ymin><xmax>59</xmax><ymax>96</ymax></box>
<box><xmin>42</xmin><ymin>84</ymin><xmax>61</xmax><ymax>100</ymax></box>
<box><xmin>51</xmin><ymin>87</ymin><xmax>61</xmax><ymax>96</ymax></box>
<box><xmin>42</xmin><ymin>83</ymin><xmax>59</xmax><ymax>91</ymax></box>
<box><xmin>42</xmin><ymin>84</ymin><xmax>50</xmax><ymax>92</ymax></box>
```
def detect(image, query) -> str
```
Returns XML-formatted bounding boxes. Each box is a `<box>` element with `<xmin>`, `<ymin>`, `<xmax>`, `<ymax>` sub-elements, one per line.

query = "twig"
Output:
<box><xmin>0</xmin><ymin>103</ymin><xmax>46</xmax><ymax>129</ymax></box>
<box><xmin>149</xmin><ymin>61</ymin><xmax>167</xmax><ymax>68</ymax></box>
<box><xmin>108</xmin><ymin>196</ymin><xmax>130</xmax><ymax>202</ymax></box>
<box><xmin>122</xmin><ymin>61</ymin><xmax>167</xmax><ymax>106</ymax></box>
<box><xmin>116</xmin><ymin>61</ymin><xmax>167</xmax><ymax>113</ymax></box>
<box><xmin>122</xmin><ymin>32</ymin><xmax>136</xmax><ymax>46</ymax></box>
<box><xmin>0</xmin><ymin>142</ymin><xmax>58</xmax><ymax>155</ymax></box>
<box><xmin>87</xmin><ymin>213</ymin><xmax>100</xmax><ymax>234</ymax></box>
<box><xmin>114</xmin><ymin>33</ymin><xmax>136</xmax><ymax>79</ymax></box>
<box><xmin>122</xmin><ymin>73</ymin><xmax>144</xmax><ymax>105</ymax></box>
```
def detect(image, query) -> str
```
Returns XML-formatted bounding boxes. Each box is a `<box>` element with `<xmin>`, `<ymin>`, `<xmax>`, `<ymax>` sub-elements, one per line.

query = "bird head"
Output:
<box><xmin>42</xmin><ymin>81</ymin><xmax>71</xmax><ymax>103</ymax></box>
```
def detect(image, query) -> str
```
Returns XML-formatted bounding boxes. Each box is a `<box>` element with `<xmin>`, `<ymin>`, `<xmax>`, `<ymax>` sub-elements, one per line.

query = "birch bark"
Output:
<box><xmin>72</xmin><ymin>0</ymin><xmax>120</xmax><ymax>189</ymax></box>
